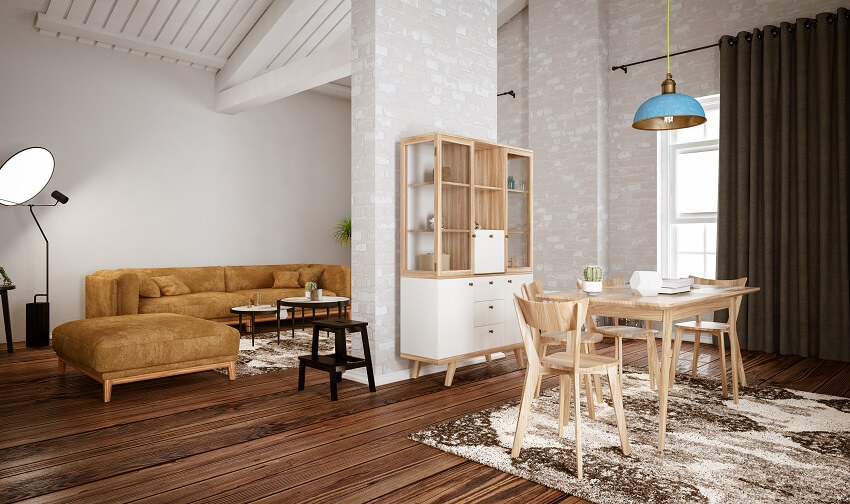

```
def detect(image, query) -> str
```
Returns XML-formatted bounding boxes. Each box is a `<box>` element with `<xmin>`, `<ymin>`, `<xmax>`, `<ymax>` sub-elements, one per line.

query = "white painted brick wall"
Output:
<box><xmin>352</xmin><ymin>0</ymin><xmax>497</xmax><ymax>379</ymax></box>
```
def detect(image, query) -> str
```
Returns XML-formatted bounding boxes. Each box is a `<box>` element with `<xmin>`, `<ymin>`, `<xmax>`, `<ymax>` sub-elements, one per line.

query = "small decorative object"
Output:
<box><xmin>519</xmin><ymin>180</ymin><xmax>526</xmax><ymax>191</ymax></box>
<box><xmin>630</xmin><ymin>271</ymin><xmax>663</xmax><ymax>297</ymax></box>
<box><xmin>582</xmin><ymin>265</ymin><xmax>603</xmax><ymax>294</ymax></box>
<box><xmin>474</xmin><ymin>221</ymin><xmax>481</xmax><ymax>230</ymax></box>
<box><xmin>507</xmin><ymin>176</ymin><xmax>515</xmax><ymax>190</ymax></box>
<box><xmin>0</xmin><ymin>267</ymin><xmax>11</xmax><ymax>287</ymax></box>
<box><xmin>333</xmin><ymin>216</ymin><xmax>352</xmax><ymax>247</ymax></box>
<box><xmin>427</xmin><ymin>214</ymin><xmax>445</xmax><ymax>230</ymax></box>
<box><xmin>305</xmin><ymin>281</ymin><xmax>322</xmax><ymax>301</ymax></box>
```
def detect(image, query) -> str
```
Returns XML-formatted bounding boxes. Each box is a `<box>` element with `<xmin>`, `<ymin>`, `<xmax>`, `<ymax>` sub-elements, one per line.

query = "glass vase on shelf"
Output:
<box><xmin>507</xmin><ymin>176</ymin><xmax>515</xmax><ymax>190</ymax></box>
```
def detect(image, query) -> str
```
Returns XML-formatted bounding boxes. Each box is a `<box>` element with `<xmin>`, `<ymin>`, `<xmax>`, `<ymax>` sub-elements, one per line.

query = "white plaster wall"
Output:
<box><xmin>0</xmin><ymin>2</ymin><xmax>352</xmax><ymax>342</ymax></box>
<box><xmin>497</xmin><ymin>8</ymin><xmax>529</xmax><ymax>149</ymax></box>
<box><xmin>351</xmin><ymin>0</ymin><xmax>498</xmax><ymax>379</ymax></box>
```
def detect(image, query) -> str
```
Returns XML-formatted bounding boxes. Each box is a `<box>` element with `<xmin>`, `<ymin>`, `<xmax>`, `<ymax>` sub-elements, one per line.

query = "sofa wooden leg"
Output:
<box><xmin>103</xmin><ymin>380</ymin><xmax>113</xmax><ymax>403</ymax></box>
<box><xmin>228</xmin><ymin>361</ymin><xmax>236</xmax><ymax>380</ymax></box>
<box><xmin>58</xmin><ymin>358</ymin><xmax>66</xmax><ymax>375</ymax></box>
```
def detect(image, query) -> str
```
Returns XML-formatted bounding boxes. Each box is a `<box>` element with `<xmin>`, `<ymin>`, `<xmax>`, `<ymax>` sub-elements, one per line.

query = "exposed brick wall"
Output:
<box><xmin>352</xmin><ymin>0</ymin><xmax>497</xmax><ymax>378</ymax></box>
<box><xmin>497</xmin><ymin>8</ymin><xmax>528</xmax><ymax>148</ymax></box>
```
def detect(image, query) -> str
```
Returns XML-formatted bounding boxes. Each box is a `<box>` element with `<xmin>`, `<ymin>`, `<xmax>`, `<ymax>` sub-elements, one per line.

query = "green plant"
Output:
<box><xmin>0</xmin><ymin>267</ymin><xmax>11</xmax><ymax>286</ymax></box>
<box><xmin>582</xmin><ymin>265</ymin><xmax>603</xmax><ymax>282</ymax></box>
<box><xmin>333</xmin><ymin>216</ymin><xmax>352</xmax><ymax>247</ymax></box>
<box><xmin>305</xmin><ymin>281</ymin><xmax>318</xmax><ymax>291</ymax></box>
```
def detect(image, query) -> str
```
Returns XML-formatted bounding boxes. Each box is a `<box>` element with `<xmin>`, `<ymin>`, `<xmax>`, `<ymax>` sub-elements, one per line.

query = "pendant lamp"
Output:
<box><xmin>632</xmin><ymin>0</ymin><xmax>706</xmax><ymax>130</ymax></box>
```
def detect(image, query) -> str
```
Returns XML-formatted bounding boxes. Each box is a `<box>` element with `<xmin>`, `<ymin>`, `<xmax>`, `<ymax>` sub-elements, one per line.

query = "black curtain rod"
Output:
<box><xmin>611</xmin><ymin>42</ymin><xmax>719</xmax><ymax>73</ymax></box>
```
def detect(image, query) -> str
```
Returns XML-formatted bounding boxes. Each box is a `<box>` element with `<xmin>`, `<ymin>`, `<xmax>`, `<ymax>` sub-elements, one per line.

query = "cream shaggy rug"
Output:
<box><xmin>217</xmin><ymin>329</ymin><xmax>351</xmax><ymax>378</ymax></box>
<box><xmin>410</xmin><ymin>368</ymin><xmax>850</xmax><ymax>503</ymax></box>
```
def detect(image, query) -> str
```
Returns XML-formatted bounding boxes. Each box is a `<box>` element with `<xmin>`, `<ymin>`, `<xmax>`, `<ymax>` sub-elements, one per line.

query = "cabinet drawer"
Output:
<box><xmin>474</xmin><ymin>300</ymin><xmax>504</xmax><ymax>327</ymax></box>
<box><xmin>473</xmin><ymin>277</ymin><xmax>503</xmax><ymax>301</ymax></box>
<box><xmin>473</xmin><ymin>323</ymin><xmax>504</xmax><ymax>352</ymax></box>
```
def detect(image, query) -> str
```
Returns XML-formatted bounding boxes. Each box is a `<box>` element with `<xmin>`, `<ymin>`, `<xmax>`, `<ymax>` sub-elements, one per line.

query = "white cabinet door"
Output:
<box><xmin>436</xmin><ymin>277</ymin><xmax>475</xmax><ymax>359</ymax></box>
<box><xmin>474</xmin><ymin>230</ymin><xmax>505</xmax><ymax>274</ymax></box>
<box><xmin>503</xmin><ymin>274</ymin><xmax>533</xmax><ymax>345</ymax></box>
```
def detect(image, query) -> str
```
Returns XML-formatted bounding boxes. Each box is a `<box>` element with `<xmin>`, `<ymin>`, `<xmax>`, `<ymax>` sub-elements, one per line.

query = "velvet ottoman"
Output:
<box><xmin>53</xmin><ymin>313</ymin><xmax>240</xmax><ymax>402</ymax></box>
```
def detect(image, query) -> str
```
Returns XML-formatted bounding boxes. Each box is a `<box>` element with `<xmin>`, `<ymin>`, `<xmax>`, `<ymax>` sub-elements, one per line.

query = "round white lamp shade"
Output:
<box><xmin>0</xmin><ymin>147</ymin><xmax>55</xmax><ymax>205</ymax></box>
<box><xmin>630</xmin><ymin>271</ymin><xmax>662</xmax><ymax>297</ymax></box>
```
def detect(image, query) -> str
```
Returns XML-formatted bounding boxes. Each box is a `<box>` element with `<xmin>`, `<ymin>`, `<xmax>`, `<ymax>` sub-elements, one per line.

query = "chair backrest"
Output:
<box><xmin>521</xmin><ymin>280</ymin><xmax>544</xmax><ymax>301</ymax></box>
<box><xmin>690</xmin><ymin>275</ymin><xmax>748</xmax><ymax>318</ymax></box>
<box><xmin>513</xmin><ymin>294</ymin><xmax>588</xmax><ymax>371</ymax></box>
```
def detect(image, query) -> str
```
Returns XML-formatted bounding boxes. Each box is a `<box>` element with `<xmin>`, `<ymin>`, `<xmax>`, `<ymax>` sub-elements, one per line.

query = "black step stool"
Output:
<box><xmin>297</xmin><ymin>319</ymin><xmax>376</xmax><ymax>401</ymax></box>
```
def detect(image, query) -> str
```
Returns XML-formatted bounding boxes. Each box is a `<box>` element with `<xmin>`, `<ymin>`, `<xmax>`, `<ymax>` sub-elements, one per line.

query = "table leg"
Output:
<box><xmin>238</xmin><ymin>313</ymin><xmax>243</xmax><ymax>337</ymax></box>
<box><xmin>291</xmin><ymin>307</ymin><xmax>296</xmax><ymax>338</ymax></box>
<box><xmin>2</xmin><ymin>291</ymin><xmax>12</xmax><ymax>353</ymax></box>
<box><xmin>276</xmin><ymin>301</ymin><xmax>281</xmax><ymax>344</ymax></box>
<box><xmin>657</xmin><ymin>309</ymin><xmax>673</xmax><ymax>451</ymax></box>
<box><xmin>250</xmin><ymin>312</ymin><xmax>256</xmax><ymax>346</ymax></box>
<box><xmin>728</xmin><ymin>297</ymin><xmax>741</xmax><ymax>404</ymax></box>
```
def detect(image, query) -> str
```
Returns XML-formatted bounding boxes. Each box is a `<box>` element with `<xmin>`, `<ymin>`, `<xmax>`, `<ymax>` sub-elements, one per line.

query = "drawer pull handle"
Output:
<box><xmin>468</xmin><ymin>282</ymin><xmax>473</xmax><ymax>286</ymax></box>
<box><xmin>489</xmin><ymin>234</ymin><xmax>494</xmax><ymax>238</ymax></box>
<box><xmin>507</xmin><ymin>279</ymin><xmax>512</xmax><ymax>283</ymax></box>
<box><xmin>488</xmin><ymin>305</ymin><xmax>494</xmax><ymax>309</ymax></box>
<box><xmin>488</xmin><ymin>329</ymin><xmax>494</xmax><ymax>334</ymax></box>
<box><xmin>472</xmin><ymin>233</ymin><xmax>476</xmax><ymax>238</ymax></box>
<box><xmin>488</xmin><ymin>281</ymin><xmax>494</xmax><ymax>285</ymax></box>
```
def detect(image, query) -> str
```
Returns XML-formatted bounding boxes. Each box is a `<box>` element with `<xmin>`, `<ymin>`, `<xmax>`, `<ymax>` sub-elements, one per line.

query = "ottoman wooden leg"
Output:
<box><xmin>58</xmin><ymin>358</ymin><xmax>66</xmax><ymax>375</ymax></box>
<box><xmin>227</xmin><ymin>361</ymin><xmax>236</xmax><ymax>380</ymax></box>
<box><xmin>103</xmin><ymin>380</ymin><xmax>113</xmax><ymax>403</ymax></box>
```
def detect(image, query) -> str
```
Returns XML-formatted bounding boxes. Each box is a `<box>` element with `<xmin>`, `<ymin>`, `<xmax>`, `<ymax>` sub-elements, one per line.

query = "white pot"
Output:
<box><xmin>582</xmin><ymin>280</ymin><xmax>603</xmax><ymax>293</ymax></box>
<box><xmin>629</xmin><ymin>271</ymin><xmax>662</xmax><ymax>297</ymax></box>
<box><xmin>309</xmin><ymin>289</ymin><xmax>322</xmax><ymax>301</ymax></box>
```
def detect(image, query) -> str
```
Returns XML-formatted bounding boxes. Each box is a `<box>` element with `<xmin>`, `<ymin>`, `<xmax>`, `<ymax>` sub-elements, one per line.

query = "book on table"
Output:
<box><xmin>662</xmin><ymin>277</ymin><xmax>695</xmax><ymax>288</ymax></box>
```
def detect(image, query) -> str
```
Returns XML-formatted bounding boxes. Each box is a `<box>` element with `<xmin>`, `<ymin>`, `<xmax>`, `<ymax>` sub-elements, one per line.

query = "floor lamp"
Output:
<box><xmin>0</xmin><ymin>147</ymin><xmax>69</xmax><ymax>347</ymax></box>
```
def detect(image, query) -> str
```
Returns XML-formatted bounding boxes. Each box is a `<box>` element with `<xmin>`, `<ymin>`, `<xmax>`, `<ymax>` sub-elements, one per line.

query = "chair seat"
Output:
<box><xmin>595</xmin><ymin>325</ymin><xmax>658</xmax><ymax>340</ymax></box>
<box><xmin>542</xmin><ymin>330</ymin><xmax>603</xmax><ymax>345</ymax></box>
<box><xmin>541</xmin><ymin>352</ymin><xmax>618</xmax><ymax>373</ymax></box>
<box><xmin>675</xmin><ymin>320</ymin><xmax>729</xmax><ymax>331</ymax></box>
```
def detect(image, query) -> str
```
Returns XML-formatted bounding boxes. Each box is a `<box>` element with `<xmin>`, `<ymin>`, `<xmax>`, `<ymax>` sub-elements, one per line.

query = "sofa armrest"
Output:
<box><xmin>85</xmin><ymin>272</ymin><xmax>140</xmax><ymax>318</ymax></box>
<box><xmin>321</xmin><ymin>265</ymin><xmax>351</xmax><ymax>299</ymax></box>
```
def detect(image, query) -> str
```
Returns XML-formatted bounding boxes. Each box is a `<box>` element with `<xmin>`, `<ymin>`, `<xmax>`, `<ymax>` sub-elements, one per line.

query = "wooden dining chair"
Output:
<box><xmin>511</xmin><ymin>295</ymin><xmax>630</xmax><ymax>479</ymax></box>
<box><xmin>522</xmin><ymin>281</ymin><xmax>604</xmax><ymax>410</ymax></box>
<box><xmin>672</xmin><ymin>276</ymin><xmax>748</xmax><ymax>396</ymax></box>
<box><xmin>576</xmin><ymin>278</ymin><xmax>661</xmax><ymax>389</ymax></box>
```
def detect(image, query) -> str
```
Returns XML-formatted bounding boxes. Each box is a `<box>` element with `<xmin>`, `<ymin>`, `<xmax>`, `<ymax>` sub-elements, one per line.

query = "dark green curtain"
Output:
<box><xmin>718</xmin><ymin>8</ymin><xmax>850</xmax><ymax>362</ymax></box>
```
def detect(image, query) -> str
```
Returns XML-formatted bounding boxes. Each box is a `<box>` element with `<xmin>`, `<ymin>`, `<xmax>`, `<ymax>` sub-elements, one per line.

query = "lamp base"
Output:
<box><xmin>26</xmin><ymin>302</ymin><xmax>50</xmax><ymax>347</ymax></box>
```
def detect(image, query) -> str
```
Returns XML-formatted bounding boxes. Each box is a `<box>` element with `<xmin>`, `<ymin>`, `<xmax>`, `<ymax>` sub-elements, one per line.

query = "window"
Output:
<box><xmin>658</xmin><ymin>95</ymin><xmax>720</xmax><ymax>279</ymax></box>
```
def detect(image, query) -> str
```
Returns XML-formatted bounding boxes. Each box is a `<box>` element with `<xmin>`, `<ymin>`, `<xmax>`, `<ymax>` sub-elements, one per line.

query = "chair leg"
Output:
<box><xmin>573</xmin><ymin>372</ymin><xmax>583</xmax><ymax>479</ymax></box>
<box><xmin>733</xmin><ymin>332</ymin><xmax>747</xmax><ymax>386</ymax></box>
<box><xmin>606</xmin><ymin>367</ymin><xmax>631</xmax><ymax>455</ymax></box>
<box><xmin>513</xmin><ymin>348</ymin><xmax>525</xmax><ymax>369</ymax></box>
<box><xmin>691</xmin><ymin>330</ymin><xmax>702</xmax><ymax>377</ymax></box>
<box><xmin>617</xmin><ymin>337</ymin><xmax>623</xmax><ymax>384</ymax></box>
<box><xmin>534</xmin><ymin>343</ymin><xmax>549</xmax><ymax>398</ymax></box>
<box><xmin>297</xmin><ymin>361</ymin><xmax>306</xmax><ymax>391</ymax></box>
<box><xmin>583</xmin><ymin>374</ymin><xmax>595</xmax><ymax>420</ymax></box>
<box><xmin>718</xmin><ymin>331</ymin><xmax>728</xmax><ymax>398</ymax></box>
<box><xmin>588</xmin><ymin>344</ymin><xmax>603</xmax><ymax>403</ymax></box>
<box><xmin>512</xmin><ymin>368</ymin><xmax>539</xmax><ymax>458</ymax></box>
<box><xmin>646</xmin><ymin>337</ymin><xmax>658</xmax><ymax>390</ymax></box>
<box><xmin>329</xmin><ymin>370</ymin><xmax>338</xmax><ymax>401</ymax></box>
<box><xmin>558</xmin><ymin>374</ymin><xmax>568</xmax><ymax>437</ymax></box>
<box><xmin>671</xmin><ymin>327</ymin><xmax>683</xmax><ymax>388</ymax></box>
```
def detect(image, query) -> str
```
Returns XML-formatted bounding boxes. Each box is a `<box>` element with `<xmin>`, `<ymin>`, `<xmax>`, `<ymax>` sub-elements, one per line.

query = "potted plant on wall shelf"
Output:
<box><xmin>582</xmin><ymin>265</ymin><xmax>603</xmax><ymax>294</ymax></box>
<box><xmin>333</xmin><ymin>216</ymin><xmax>352</xmax><ymax>247</ymax></box>
<box><xmin>305</xmin><ymin>281</ymin><xmax>322</xmax><ymax>301</ymax></box>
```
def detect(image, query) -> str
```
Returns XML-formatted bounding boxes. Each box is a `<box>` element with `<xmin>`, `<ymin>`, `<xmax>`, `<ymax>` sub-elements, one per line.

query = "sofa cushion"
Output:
<box><xmin>224</xmin><ymin>265</ymin><xmax>293</xmax><ymax>292</ymax></box>
<box><xmin>139</xmin><ymin>292</ymin><xmax>249</xmax><ymax>320</ymax></box>
<box><xmin>298</xmin><ymin>267</ymin><xmax>324</xmax><ymax>288</ymax></box>
<box><xmin>124</xmin><ymin>267</ymin><xmax>226</xmax><ymax>293</ymax></box>
<box><xmin>273</xmin><ymin>271</ymin><xmax>300</xmax><ymax>289</ymax></box>
<box><xmin>137</xmin><ymin>273</ymin><xmax>160</xmax><ymax>298</ymax></box>
<box><xmin>152</xmin><ymin>275</ymin><xmax>191</xmax><ymax>296</ymax></box>
<box><xmin>53</xmin><ymin>313</ymin><xmax>239</xmax><ymax>374</ymax></box>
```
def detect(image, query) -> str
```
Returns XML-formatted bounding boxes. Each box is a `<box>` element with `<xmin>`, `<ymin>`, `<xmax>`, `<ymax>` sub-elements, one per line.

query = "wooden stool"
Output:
<box><xmin>297</xmin><ymin>318</ymin><xmax>376</xmax><ymax>401</ymax></box>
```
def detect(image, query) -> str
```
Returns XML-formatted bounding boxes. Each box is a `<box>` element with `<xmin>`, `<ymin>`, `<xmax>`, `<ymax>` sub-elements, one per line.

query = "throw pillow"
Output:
<box><xmin>152</xmin><ymin>275</ymin><xmax>191</xmax><ymax>296</ymax></box>
<box><xmin>138</xmin><ymin>273</ymin><xmax>161</xmax><ymax>298</ymax></box>
<box><xmin>272</xmin><ymin>271</ymin><xmax>300</xmax><ymax>289</ymax></box>
<box><xmin>298</xmin><ymin>267</ymin><xmax>324</xmax><ymax>288</ymax></box>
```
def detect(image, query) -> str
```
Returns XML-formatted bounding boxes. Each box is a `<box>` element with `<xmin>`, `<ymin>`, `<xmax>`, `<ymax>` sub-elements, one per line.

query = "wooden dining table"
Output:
<box><xmin>539</xmin><ymin>284</ymin><xmax>760</xmax><ymax>450</ymax></box>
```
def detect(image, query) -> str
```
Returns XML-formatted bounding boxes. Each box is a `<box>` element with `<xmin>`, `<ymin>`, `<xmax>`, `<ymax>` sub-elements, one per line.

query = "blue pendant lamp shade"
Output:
<box><xmin>632</xmin><ymin>73</ymin><xmax>707</xmax><ymax>130</ymax></box>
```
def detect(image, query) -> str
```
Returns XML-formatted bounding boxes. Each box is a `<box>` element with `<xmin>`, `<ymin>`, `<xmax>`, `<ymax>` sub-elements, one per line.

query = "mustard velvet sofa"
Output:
<box><xmin>85</xmin><ymin>264</ymin><xmax>351</xmax><ymax>323</ymax></box>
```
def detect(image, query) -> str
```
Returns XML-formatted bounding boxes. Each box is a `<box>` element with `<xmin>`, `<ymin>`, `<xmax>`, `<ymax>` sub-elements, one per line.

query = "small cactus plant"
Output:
<box><xmin>305</xmin><ymin>281</ymin><xmax>318</xmax><ymax>291</ymax></box>
<box><xmin>583</xmin><ymin>265</ymin><xmax>603</xmax><ymax>282</ymax></box>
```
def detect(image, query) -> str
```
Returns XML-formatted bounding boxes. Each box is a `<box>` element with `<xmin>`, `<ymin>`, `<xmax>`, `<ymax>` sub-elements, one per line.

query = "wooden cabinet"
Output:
<box><xmin>400</xmin><ymin>132</ymin><xmax>533</xmax><ymax>385</ymax></box>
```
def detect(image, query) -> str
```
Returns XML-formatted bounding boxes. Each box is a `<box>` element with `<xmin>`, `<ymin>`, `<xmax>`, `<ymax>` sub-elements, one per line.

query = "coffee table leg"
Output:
<box><xmin>251</xmin><ymin>312</ymin><xmax>256</xmax><ymax>347</ymax></box>
<box><xmin>291</xmin><ymin>307</ymin><xmax>296</xmax><ymax>338</ymax></box>
<box><xmin>276</xmin><ymin>302</ymin><xmax>281</xmax><ymax>344</ymax></box>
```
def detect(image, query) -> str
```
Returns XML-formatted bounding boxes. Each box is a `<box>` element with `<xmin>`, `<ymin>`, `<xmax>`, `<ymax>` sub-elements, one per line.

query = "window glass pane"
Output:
<box><xmin>676</xmin><ymin>223</ymin><xmax>705</xmax><ymax>253</ymax></box>
<box><xmin>677</xmin><ymin>253</ymin><xmax>705</xmax><ymax>278</ymax></box>
<box><xmin>705</xmin><ymin>108</ymin><xmax>719</xmax><ymax>140</ymax></box>
<box><xmin>675</xmin><ymin>149</ymin><xmax>718</xmax><ymax>214</ymax></box>
<box><xmin>705</xmin><ymin>223</ymin><xmax>717</xmax><ymax>253</ymax></box>
<box><xmin>705</xmin><ymin>253</ymin><xmax>716</xmax><ymax>279</ymax></box>
<box><xmin>673</xmin><ymin>122</ymin><xmax>707</xmax><ymax>144</ymax></box>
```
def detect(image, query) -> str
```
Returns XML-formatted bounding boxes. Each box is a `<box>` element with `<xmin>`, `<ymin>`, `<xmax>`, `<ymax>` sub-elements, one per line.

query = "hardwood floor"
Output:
<box><xmin>1</xmin><ymin>337</ymin><xmax>848</xmax><ymax>503</ymax></box>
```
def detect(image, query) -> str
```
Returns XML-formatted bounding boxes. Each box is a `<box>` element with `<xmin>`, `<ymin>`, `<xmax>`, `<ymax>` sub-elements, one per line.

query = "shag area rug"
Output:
<box><xmin>216</xmin><ymin>329</ymin><xmax>350</xmax><ymax>378</ymax></box>
<box><xmin>410</xmin><ymin>368</ymin><xmax>850</xmax><ymax>504</ymax></box>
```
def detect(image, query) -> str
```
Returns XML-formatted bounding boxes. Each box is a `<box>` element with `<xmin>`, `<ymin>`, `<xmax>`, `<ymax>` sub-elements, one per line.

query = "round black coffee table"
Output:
<box><xmin>278</xmin><ymin>296</ymin><xmax>350</xmax><ymax>338</ymax></box>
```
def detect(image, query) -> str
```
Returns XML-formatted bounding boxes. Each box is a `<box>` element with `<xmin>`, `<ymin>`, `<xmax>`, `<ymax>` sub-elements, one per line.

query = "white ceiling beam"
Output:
<box><xmin>497</xmin><ymin>0</ymin><xmax>527</xmax><ymax>27</ymax></box>
<box><xmin>215</xmin><ymin>0</ymin><xmax>323</xmax><ymax>92</ymax></box>
<box><xmin>215</xmin><ymin>35</ymin><xmax>350</xmax><ymax>114</ymax></box>
<box><xmin>309</xmin><ymin>82</ymin><xmax>351</xmax><ymax>100</ymax></box>
<box><xmin>35</xmin><ymin>12</ymin><xmax>227</xmax><ymax>69</ymax></box>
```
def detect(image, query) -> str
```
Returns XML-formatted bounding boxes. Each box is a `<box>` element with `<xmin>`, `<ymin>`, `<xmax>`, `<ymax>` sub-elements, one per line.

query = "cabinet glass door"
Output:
<box><xmin>437</xmin><ymin>139</ymin><xmax>472</xmax><ymax>273</ymax></box>
<box><xmin>506</xmin><ymin>151</ymin><xmax>532</xmax><ymax>270</ymax></box>
<box><xmin>404</xmin><ymin>139</ymin><xmax>438</xmax><ymax>274</ymax></box>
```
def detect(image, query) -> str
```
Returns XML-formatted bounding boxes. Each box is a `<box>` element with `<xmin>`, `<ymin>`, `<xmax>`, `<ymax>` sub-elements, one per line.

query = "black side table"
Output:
<box><xmin>297</xmin><ymin>318</ymin><xmax>376</xmax><ymax>401</ymax></box>
<box><xmin>1</xmin><ymin>285</ymin><xmax>14</xmax><ymax>353</ymax></box>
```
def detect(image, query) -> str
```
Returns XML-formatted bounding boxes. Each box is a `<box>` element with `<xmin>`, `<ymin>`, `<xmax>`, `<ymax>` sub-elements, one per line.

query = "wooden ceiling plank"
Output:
<box><xmin>66</xmin><ymin>0</ymin><xmax>96</xmax><ymax>45</ymax></box>
<box><xmin>186</xmin><ymin>0</ymin><xmax>237</xmax><ymax>53</ymax></box>
<box><xmin>214</xmin><ymin>0</ymin><xmax>270</xmax><ymax>57</ymax></box>
<box><xmin>305</xmin><ymin>5</ymin><xmax>349</xmax><ymax>57</ymax></box>
<box><xmin>138</xmin><ymin>0</ymin><xmax>179</xmax><ymax>40</ymax></box>
<box><xmin>35</xmin><ymin>12</ymin><xmax>227</xmax><ymax>68</ymax></box>
<box><xmin>172</xmin><ymin>0</ymin><xmax>217</xmax><ymax>49</ymax></box>
<box><xmin>267</xmin><ymin>0</ymin><xmax>341</xmax><ymax>71</ymax></box>
<box><xmin>203</xmin><ymin>0</ymin><xmax>252</xmax><ymax>56</ymax></box>
<box><xmin>103</xmin><ymin>0</ymin><xmax>137</xmax><ymax>32</ymax></box>
<box><xmin>85</xmin><ymin>0</ymin><xmax>117</xmax><ymax>28</ymax></box>
<box><xmin>154</xmin><ymin>0</ymin><xmax>197</xmax><ymax>44</ymax></box>
<box><xmin>46</xmin><ymin>0</ymin><xmax>73</xmax><ymax>17</ymax></box>
<box><xmin>123</xmin><ymin>0</ymin><xmax>158</xmax><ymax>37</ymax></box>
<box><xmin>289</xmin><ymin>0</ymin><xmax>349</xmax><ymax>63</ymax></box>
<box><xmin>215</xmin><ymin>0</ymin><xmax>322</xmax><ymax>91</ymax></box>
<box><xmin>215</xmin><ymin>35</ymin><xmax>349</xmax><ymax>114</ymax></box>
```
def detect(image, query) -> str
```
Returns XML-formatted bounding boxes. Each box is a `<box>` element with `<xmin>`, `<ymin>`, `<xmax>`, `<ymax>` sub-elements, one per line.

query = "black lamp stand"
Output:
<box><xmin>26</xmin><ymin>205</ymin><xmax>50</xmax><ymax>347</ymax></box>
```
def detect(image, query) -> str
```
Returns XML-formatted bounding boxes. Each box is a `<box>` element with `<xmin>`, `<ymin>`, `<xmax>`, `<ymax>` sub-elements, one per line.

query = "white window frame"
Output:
<box><xmin>657</xmin><ymin>94</ymin><xmax>720</xmax><ymax>279</ymax></box>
